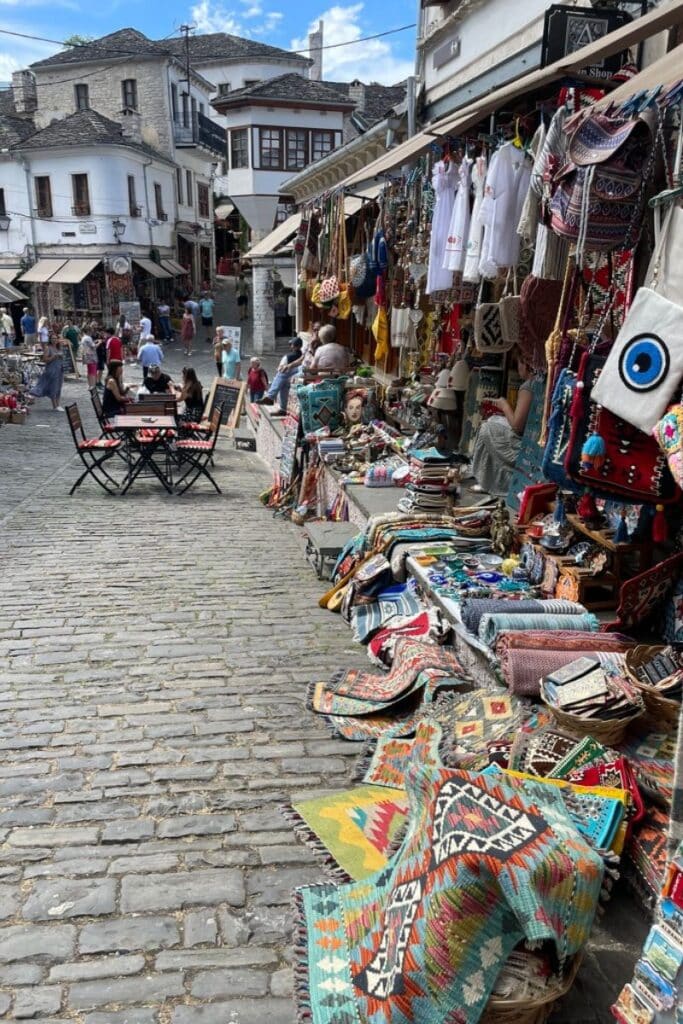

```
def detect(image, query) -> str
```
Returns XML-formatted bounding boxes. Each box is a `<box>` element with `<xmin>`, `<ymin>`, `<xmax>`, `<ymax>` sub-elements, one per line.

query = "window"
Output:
<box><xmin>74</xmin><ymin>83</ymin><xmax>89</xmax><ymax>111</ymax></box>
<box><xmin>191</xmin><ymin>97</ymin><xmax>197</xmax><ymax>125</ymax></box>
<box><xmin>312</xmin><ymin>129</ymin><xmax>335</xmax><ymax>162</ymax></box>
<box><xmin>34</xmin><ymin>176</ymin><xmax>52</xmax><ymax>218</ymax></box>
<box><xmin>230</xmin><ymin>128</ymin><xmax>249</xmax><ymax>169</ymax></box>
<box><xmin>71</xmin><ymin>174</ymin><xmax>90</xmax><ymax>216</ymax></box>
<box><xmin>217</xmin><ymin>83</ymin><xmax>231</xmax><ymax>96</ymax></box>
<box><xmin>171</xmin><ymin>83</ymin><xmax>178</xmax><ymax>121</ymax></box>
<box><xmin>121</xmin><ymin>78</ymin><xmax>138</xmax><ymax>111</ymax></box>
<box><xmin>286</xmin><ymin>128</ymin><xmax>308</xmax><ymax>170</ymax></box>
<box><xmin>181</xmin><ymin>92</ymin><xmax>189</xmax><ymax>128</ymax></box>
<box><xmin>154</xmin><ymin>183</ymin><xmax>166</xmax><ymax>220</ymax></box>
<box><xmin>197</xmin><ymin>182</ymin><xmax>210</xmax><ymax>219</ymax></box>
<box><xmin>199</xmin><ymin>102</ymin><xmax>205</xmax><ymax>116</ymax></box>
<box><xmin>127</xmin><ymin>175</ymin><xmax>140</xmax><ymax>217</ymax></box>
<box><xmin>176</xmin><ymin>167</ymin><xmax>183</xmax><ymax>206</ymax></box>
<box><xmin>186</xmin><ymin>170</ymin><xmax>193</xmax><ymax>207</ymax></box>
<box><xmin>259</xmin><ymin>127</ymin><xmax>282</xmax><ymax>169</ymax></box>
<box><xmin>0</xmin><ymin>189</ymin><xmax>5</xmax><ymax>217</ymax></box>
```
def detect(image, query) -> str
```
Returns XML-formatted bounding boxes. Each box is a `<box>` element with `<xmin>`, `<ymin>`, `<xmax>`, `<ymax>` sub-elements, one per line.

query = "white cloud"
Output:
<box><xmin>291</xmin><ymin>3</ymin><xmax>414</xmax><ymax>84</ymax></box>
<box><xmin>190</xmin><ymin>0</ymin><xmax>284</xmax><ymax>37</ymax></box>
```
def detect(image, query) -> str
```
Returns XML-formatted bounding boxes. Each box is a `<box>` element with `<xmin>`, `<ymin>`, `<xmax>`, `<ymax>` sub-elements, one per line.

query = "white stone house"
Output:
<box><xmin>27</xmin><ymin>28</ymin><xmax>223</xmax><ymax>288</ymax></box>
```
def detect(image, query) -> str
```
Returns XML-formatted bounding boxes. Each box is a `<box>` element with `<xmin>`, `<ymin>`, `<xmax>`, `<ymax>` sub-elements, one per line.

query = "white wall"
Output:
<box><xmin>0</xmin><ymin>148</ymin><xmax>176</xmax><ymax>258</ymax></box>
<box><xmin>196</xmin><ymin>58</ymin><xmax>310</xmax><ymax>126</ymax></box>
<box><xmin>0</xmin><ymin>158</ymin><xmax>32</xmax><ymax>263</ymax></box>
<box><xmin>422</xmin><ymin>0</ymin><xmax>556</xmax><ymax>111</ymax></box>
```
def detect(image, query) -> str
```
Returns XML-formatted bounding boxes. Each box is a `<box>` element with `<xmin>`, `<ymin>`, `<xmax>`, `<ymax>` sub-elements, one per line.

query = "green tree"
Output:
<box><xmin>62</xmin><ymin>34</ymin><xmax>95</xmax><ymax>48</ymax></box>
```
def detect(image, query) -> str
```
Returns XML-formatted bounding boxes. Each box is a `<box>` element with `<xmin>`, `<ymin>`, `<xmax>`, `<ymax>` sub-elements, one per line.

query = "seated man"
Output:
<box><xmin>308</xmin><ymin>324</ymin><xmax>351</xmax><ymax>376</ymax></box>
<box><xmin>257</xmin><ymin>337</ymin><xmax>304</xmax><ymax>416</ymax></box>
<box><xmin>143</xmin><ymin>363</ymin><xmax>174</xmax><ymax>394</ymax></box>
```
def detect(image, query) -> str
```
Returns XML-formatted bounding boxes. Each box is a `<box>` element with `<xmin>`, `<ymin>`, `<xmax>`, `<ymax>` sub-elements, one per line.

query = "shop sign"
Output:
<box><xmin>79</xmin><ymin>222</ymin><xmax>97</xmax><ymax>234</ymax></box>
<box><xmin>541</xmin><ymin>4</ymin><xmax>633</xmax><ymax>80</ymax></box>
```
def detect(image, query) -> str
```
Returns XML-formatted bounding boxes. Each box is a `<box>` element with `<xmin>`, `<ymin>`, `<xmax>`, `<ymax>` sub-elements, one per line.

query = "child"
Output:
<box><xmin>247</xmin><ymin>357</ymin><xmax>268</xmax><ymax>402</ymax></box>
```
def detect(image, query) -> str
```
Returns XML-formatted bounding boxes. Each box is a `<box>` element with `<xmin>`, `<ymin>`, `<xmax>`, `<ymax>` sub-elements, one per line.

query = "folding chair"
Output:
<box><xmin>174</xmin><ymin>405</ymin><xmax>223</xmax><ymax>495</ymax></box>
<box><xmin>89</xmin><ymin>386</ymin><xmax>116</xmax><ymax>433</ymax></box>
<box><xmin>65</xmin><ymin>403</ymin><xmax>122</xmax><ymax>496</ymax></box>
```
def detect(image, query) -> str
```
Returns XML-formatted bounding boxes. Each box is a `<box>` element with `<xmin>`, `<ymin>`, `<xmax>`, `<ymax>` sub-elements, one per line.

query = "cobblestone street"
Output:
<box><xmin>0</xmin><ymin>288</ymin><xmax>649</xmax><ymax>1023</ymax></box>
<box><xmin>0</xmin><ymin>294</ymin><xmax>365</xmax><ymax>1022</ymax></box>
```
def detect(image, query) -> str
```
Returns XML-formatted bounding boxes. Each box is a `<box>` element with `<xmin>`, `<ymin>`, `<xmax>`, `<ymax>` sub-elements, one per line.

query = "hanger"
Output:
<box><xmin>512</xmin><ymin>117</ymin><xmax>524</xmax><ymax>149</ymax></box>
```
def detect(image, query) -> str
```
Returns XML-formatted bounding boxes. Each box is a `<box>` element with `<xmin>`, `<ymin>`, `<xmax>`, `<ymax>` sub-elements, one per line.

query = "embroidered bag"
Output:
<box><xmin>565</xmin><ymin>351</ymin><xmax>680</xmax><ymax>503</ymax></box>
<box><xmin>550</xmin><ymin>111</ymin><xmax>654</xmax><ymax>255</ymax></box>
<box><xmin>498</xmin><ymin>271</ymin><xmax>522</xmax><ymax>349</ymax></box>
<box><xmin>296</xmin><ymin>376</ymin><xmax>347</xmax><ymax>435</ymax></box>
<box><xmin>474</xmin><ymin>281</ymin><xmax>507</xmax><ymax>353</ymax></box>
<box><xmin>318</xmin><ymin>275</ymin><xmax>340</xmax><ymax>304</ymax></box>
<box><xmin>591</xmin><ymin>206</ymin><xmax>683</xmax><ymax>435</ymax></box>
<box><xmin>653</xmin><ymin>403</ymin><xmax>683</xmax><ymax>490</ymax></box>
<box><xmin>519</xmin><ymin>275</ymin><xmax>565</xmax><ymax>371</ymax></box>
<box><xmin>541</xmin><ymin>367</ymin><xmax>582</xmax><ymax>493</ymax></box>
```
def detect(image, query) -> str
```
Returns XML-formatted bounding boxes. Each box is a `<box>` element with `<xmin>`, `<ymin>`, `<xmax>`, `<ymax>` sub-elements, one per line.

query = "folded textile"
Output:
<box><xmin>461</xmin><ymin>598</ymin><xmax>586</xmax><ymax>636</ymax></box>
<box><xmin>367</xmin><ymin>609</ymin><xmax>450</xmax><ymax>667</ymax></box>
<box><xmin>498</xmin><ymin>648</ymin><xmax>627</xmax><ymax>698</ymax></box>
<box><xmin>479</xmin><ymin>611</ymin><xmax>599</xmax><ymax>647</ymax></box>
<box><xmin>510</xmin><ymin>725</ymin><xmax>611</xmax><ymax>779</ymax></box>
<box><xmin>624</xmin><ymin>806</ymin><xmax>671</xmax><ymax>908</ymax></box>
<box><xmin>351</xmin><ymin>587</ymin><xmax>424</xmax><ymax>644</ymax></box>
<box><xmin>294</xmin><ymin>765</ymin><xmax>604</xmax><ymax>1024</ymax></box>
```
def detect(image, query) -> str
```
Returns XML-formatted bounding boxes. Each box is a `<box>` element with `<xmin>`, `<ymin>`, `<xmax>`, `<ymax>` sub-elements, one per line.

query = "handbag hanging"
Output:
<box><xmin>498</xmin><ymin>270</ymin><xmax>522</xmax><ymax>349</ymax></box>
<box><xmin>591</xmin><ymin>205</ymin><xmax>683</xmax><ymax>435</ymax></box>
<box><xmin>519</xmin><ymin>274</ymin><xmax>565</xmax><ymax>372</ymax></box>
<box><xmin>541</xmin><ymin>367</ymin><xmax>582</xmax><ymax>493</ymax></box>
<box><xmin>473</xmin><ymin>280</ymin><xmax>511</xmax><ymax>353</ymax></box>
<box><xmin>565</xmin><ymin>350</ymin><xmax>680</xmax><ymax>504</ymax></box>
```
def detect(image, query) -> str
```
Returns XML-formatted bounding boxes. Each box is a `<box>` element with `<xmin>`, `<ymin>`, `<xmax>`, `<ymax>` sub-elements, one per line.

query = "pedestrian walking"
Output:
<box><xmin>181</xmin><ymin>309</ymin><xmax>195</xmax><ymax>357</ymax></box>
<box><xmin>157</xmin><ymin>301</ymin><xmax>173</xmax><ymax>342</ymax></box>
<box><xmin>221</xmin><ymin>339</ymin><xmax>241</xmax><ymax>380</ymax></box>
<box><xmin>80</xmin><ymin>331</ymin><xmax>98</xmax><ymax>390</ymax></box>
<box><xmin>236</xmin><ymin>274</ymin><xmax>249</xmax><ymax>321</ymax></box>
<box><xmin>1</xmin><ymin>307</ymin><xmax>15</xmax><ymax>348</ymax></box>
<box><xmin>20</xmin><ymin>307</ymin><xmax>36</xmax><ymax>347</ymax></box>
<box><xmin>138</xmin><ymin>336</ymin><xmax>164</xmax><ymax>373</ymax></box>
<box><xmin>94</xmin><ymin>333</ymin><xmax>107</xmax><ymax>387</ymax></box>
<box><xmin>247</xmin><ymin>357</ymin><xmax>268</xmax><ymax>402</ymax></box>
<box><xmin>30</xmin><ymin>334</ymin><xmax>64</xmax><ymax>411</ymax></box>
<box><xmin>61</xmin><ymin>317</ymin><xmax>80</xmax><ymax>358</ymax></box>
<box><xmin>199</xmin><ymin>294</ymin><xmax>215</xmax><ymax>343</ymax></box>
<box><xmin>213</xmin><ymin>328</ymin><xmax>224</xmax><ymax>377</ymax></box>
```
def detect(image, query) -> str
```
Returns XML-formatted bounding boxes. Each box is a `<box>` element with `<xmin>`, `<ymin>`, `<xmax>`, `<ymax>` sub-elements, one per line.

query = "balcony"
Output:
<box><xmin>173</xmin><ymin>112</ymin><xmax>225</xmax><ymax>158</ymax></box>
<box><xmin>72</xmin><ymin>203</ymin><xmax>91</xmax><ymax>217</ymax></box>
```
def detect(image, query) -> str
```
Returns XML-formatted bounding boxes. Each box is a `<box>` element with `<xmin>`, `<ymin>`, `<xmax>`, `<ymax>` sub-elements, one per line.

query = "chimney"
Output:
<box><xmin>347</xmin><ymin>79</ymin><xmax>366</xmax><ymax>111</ymax></box>
<box><xmin>120</xmin><ymin>109</ymin><xmax>142</xmax><ymax>145</ymax></box>
<box><xmin>11</xmin><ymin>70</ymin><xmax>37</xmax><ymax>115</ymax></box>
<box><xmin>308</xmin><ymin>19</ymin><xmax>323</xmax><ymax>81</ymax></box>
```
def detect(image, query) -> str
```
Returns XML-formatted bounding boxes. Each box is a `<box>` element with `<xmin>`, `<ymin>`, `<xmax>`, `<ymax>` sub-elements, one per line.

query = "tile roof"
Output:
<box><xmin>216</xmin><ymin>73</ymin><xmax>354</xmax><ymax>107</ymax></box>
<box><xmin>30</xmin><ymin>28</ymin><xmax>166</xmax><ymax>69</ymax></box>
<box><xmin>163</xmin><ymin>32</ymin><xmax>311</xmax><ymax>66</ymax></box>
<box><xmin>14</xmin><ymin>108</ymin><xmax>173</xmax><ymax>163</ymax></box>
<box><xmin>328</xmin><ymin>81</ymin><xmax>407</xmax><ymax>129</ymax></box>
<box><xmin>0</xmin><ymin>112</ymin><xmax>37</xmax><ymax>149</ymax></box>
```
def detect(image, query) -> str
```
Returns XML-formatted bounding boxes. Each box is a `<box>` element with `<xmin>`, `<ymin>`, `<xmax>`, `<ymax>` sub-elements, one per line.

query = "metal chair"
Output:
<box><xmin>174</xmin><ymin>405</ymin><xmax>223</xmax><ymax>495</ymax></box>
<box><xmin>65</xmin><ymin>403</ymin><xmax>122</xmax><ymax>496</ymax></box>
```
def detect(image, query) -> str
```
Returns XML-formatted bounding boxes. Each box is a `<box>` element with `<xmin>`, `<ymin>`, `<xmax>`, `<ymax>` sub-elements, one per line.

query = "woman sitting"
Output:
<box><xmin>470</xmin><ymin>350</ymin><xmax>534</xmax><ymax>497</ymax></box>
<box><xmin>176</xmin><ymin>367</ymin><xmax>205</xmax><ymax>428</ymax></box>
<box><xmin>101</xmin><ymin>359</ymin><xmax>133</xmax><ymax>419</ymax></box>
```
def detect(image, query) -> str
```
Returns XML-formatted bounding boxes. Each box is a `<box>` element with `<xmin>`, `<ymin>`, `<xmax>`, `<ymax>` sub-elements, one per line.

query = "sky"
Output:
<box><xmin>0</xmin><ymin>0</ymin><xmax>417</xmax><ymax>85</ymax></box>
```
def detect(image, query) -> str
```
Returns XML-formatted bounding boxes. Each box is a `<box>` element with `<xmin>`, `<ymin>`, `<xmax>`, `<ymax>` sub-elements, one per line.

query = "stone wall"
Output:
<box><xmin>251</xmin><ymin>262</ymin><xmax>275</xmax><ymax>355</ymax></box>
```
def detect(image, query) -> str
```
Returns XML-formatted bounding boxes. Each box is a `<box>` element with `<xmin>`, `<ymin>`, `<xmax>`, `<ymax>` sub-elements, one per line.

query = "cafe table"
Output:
<box><xmin>108</xmin><ymin>414</ymin><xmax>177</xmax><ymax>495</ymax></box>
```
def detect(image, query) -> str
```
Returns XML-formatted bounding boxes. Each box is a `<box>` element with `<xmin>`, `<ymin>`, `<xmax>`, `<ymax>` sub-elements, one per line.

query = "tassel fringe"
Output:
<box><xmin>280</xmin><ymin>803</ymin><xmax>353</xmax><ymax>883</ymax></box>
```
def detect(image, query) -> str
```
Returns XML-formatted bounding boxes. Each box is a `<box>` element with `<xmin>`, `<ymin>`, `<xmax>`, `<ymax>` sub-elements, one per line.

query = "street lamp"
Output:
<box><xmin>112</xmin><ymin>218</ymin><xmax>126</xmax><ymax>243</ymax></box>
<box><xmin>0</xmin><ymin>215</ymin><xmax>11</xmax><ymax>231</ymax></box>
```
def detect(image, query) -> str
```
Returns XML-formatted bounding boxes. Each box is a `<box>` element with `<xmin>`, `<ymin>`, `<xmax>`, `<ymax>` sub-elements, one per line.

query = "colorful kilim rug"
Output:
<box><xmin>460</xmin><ymin>598</ymin><xmax>585</xmax><ymax>636</ymax></box>
<box><xmin>308</xmin><ymin>667</ymin><xmax>459</xmax><ymax>719</ymax></box>
<box><xmin>285</xmin><ymin>785</ymin><xmax>409</xmax><ymax>882</ymax></box>
<box><xmin>425</xmin><ymin>689</ymin><xmax>526</xmax><ymax>772</ymax></box>
<box><xmin>293</xmin><ymin>766</ymin><xmax>604</xmax><ymax>1024</ymax></box>
<box><xmin>326</xmin><ymin>705</ymin><xmax>425</xmax><ymax>742</ymax></box>
<box><xmin>619</xmin><ymin>731</ymin><xmax>677</xmax><ymax>808</ymax></box>
<box><xmin>624</xmin><ymin>806</ymin><xmax>671</xmax><ymax>909</ymax></box>
<box><xmin>509</xmin><ymin>726</ymin><xmax>610</xmax><ymax>779</ymax></box>
<box><xmin>321</xmin><ymin>638</ymin><xmax>465</xmax><ymax>704</ymax></box>
<box><xmin>356</xmin><ymin>720</ymin><xmax>445</xmax><ymax>790</ymax></box>
<box><xmin>367</xmin><ymin>609</ymin><xmax>450</xmax><ymax>668</ymax></box>
<box><xmin>351</xmin><ymin>589</ymin><xmax>424</xmax><ymax>645</ymax></box>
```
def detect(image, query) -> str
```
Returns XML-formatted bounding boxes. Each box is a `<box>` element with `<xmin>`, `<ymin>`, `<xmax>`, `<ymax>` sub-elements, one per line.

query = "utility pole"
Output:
<box><xmin>179</xmin><ymin>24</ymin><xmax>195</xmax><ymax>132</ymax></box>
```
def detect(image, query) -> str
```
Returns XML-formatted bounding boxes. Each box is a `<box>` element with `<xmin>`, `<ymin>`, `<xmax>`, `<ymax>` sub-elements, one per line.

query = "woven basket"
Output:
<box><xmin>481</xmin><ymin>954</ymin><xmax>582</xmax><ymax>1024</ymax></box>
<box><xmin>624</xmin><ymin>645</ymin><xmax>682</xmax><ymax>726</ymax></box>
<box><xmin>541</xmin><ymin>682</ymin><xmax>644</xmax><ymax>746</ymax></box>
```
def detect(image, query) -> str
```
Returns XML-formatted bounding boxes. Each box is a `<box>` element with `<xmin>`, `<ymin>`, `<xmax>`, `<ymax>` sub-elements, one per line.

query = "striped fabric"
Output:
<box><xmin>78</xmin><ymin>438</ymin><xmax>121</xmax><ymax>450</ymax></box>
<box><xmin>479</xmin><ymin>611</ymin><xmax>599</xmax><ymax>648</ymax></box>
<box><xmin>461</xmin><ymin>598</ymin><xmax>587</xmax><ymax>636</ymax></box>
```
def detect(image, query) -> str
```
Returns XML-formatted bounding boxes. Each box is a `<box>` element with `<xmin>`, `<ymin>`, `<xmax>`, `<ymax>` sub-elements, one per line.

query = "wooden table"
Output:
<box><xmin>110</xmin><ymin>415</ymin><xmax>177</xmax><ymax>495</ymax></box>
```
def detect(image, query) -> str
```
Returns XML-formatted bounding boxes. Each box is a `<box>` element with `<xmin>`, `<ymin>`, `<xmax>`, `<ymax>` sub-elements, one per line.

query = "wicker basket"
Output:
<box><xmin>624</xmin><ymin>645</ymin><xmax>682</xmax><ymax>727</ymax></box>
<box><xmin>481</xmin><ymin>954</ymin><xmax>582</xmax><ymax>1024</ymax></box>
<box><xmin>541</xmin><ymin>682</ymin><xmax>644</xmax><ymax>746</ymax></box>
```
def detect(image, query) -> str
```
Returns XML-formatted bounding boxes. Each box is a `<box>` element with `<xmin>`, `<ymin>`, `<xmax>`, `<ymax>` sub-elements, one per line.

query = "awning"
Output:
<box><xmin>246</xmin><ymin>212</ymin><xmax>301</xmax><ymax>259</ymax></box>
<box><xmin>0</xmin><ymin>268</ymin><xmax>20</xmax><ymax>284</ymax></box>
<box><xmin>339</xmin><ymin>0</ymin><xmax>683</xmax><ymax>188</ymax></box>
<box><xmin>214</xmin><ymin>202</ymin><xmax>235</xmax><ymax>220</ymax></box>
<box><xmin>160</xmin><ymin>259</ymin><xmax>189</xmax><ymax>276</ymax></box>
<box><xmin>593</xmin><ymin>40</ymin><xmax>683</xmax><ymax>110</ymax></box>
<box><xmin>344</xmin><ymin>183</ymin><xmax>383</xmax><ymax>217</ymax></box>
<box><xmin>18</xmin><ymin>259</ymin><xmax>67</xmax><ymax>283</ymax></box>
<box><xmin>178</xmin><ymin>232</ymin><xmax>198</xmax><ymax>246</ymax></box>
<box><xmin>132</xmin><ymin>258</ymin><xmax>172</xmax><ymax>280</ymax></box>
<box><xmin>48</xmin><ymin>258</ymin><xmax>101</xmax><ymax>285</ymax></box>
<box><xmin>0</xmin><ymin>281</ymin><xmax>26</xmax><ymax>303</ymax></box>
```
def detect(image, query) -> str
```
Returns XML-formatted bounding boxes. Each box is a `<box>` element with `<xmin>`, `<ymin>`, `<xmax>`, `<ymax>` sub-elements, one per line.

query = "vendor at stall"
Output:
<box><xmin>470</xmin><ymin>349</ymin><xmax>534</xmax><ymax>496</ymax></box>
<box><xmin>307</xmin><ymin>324</ymin><xmax>351</xmax><ymax>376</ymax></box>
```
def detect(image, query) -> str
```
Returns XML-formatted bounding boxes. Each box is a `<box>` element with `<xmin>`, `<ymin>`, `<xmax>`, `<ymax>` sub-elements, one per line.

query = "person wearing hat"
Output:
<box><xmin>0</xmin><ymin>307</ymin><xmax>14</xmax><ymax>348</ymax></box>
<box><xmin>143</xmin><ymin>363</ymin><xmax>174</xmax><ymax>395</ymax></box>
<box><xmin>257</xmin><ymin>337</ymin><xmax>303</xmax><ymax>416</ymax></box>
<box><xmin>20</xmin><ymin>307</ymin><xmax>36</xmax><ymax>347</ymax></box>
<box><xmin>102</xmin><ymin>360</ymin><xmax>133</xmax><ymax>419</ymax></box>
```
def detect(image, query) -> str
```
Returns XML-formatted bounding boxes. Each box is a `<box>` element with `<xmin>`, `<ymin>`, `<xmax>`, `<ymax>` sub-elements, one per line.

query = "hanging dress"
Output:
<box><xmin>426</xmin><ymin>160</ymin><xmax>457</xmax><ymax>295</ymax></box>
<box><xmin>463</xmin><ymin>155</ymin><xmax>488</xmax><ymax>284</ymax></box>
<box><xmin>443</xmin><ymin>157</ymin><xmax>472</xmax><ymax>272</ymax></box>
<box><xmin>478</xmin><ymin>143</ymin><xmax>532</xmax><ymax>279</ymax></box>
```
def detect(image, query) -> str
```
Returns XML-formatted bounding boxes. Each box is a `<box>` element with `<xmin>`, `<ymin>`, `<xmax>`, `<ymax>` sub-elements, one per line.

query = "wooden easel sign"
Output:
<box><xmin>204</xmin><ymin>376</ymin><xmax>247</xmax><ymax>431</ymax></box>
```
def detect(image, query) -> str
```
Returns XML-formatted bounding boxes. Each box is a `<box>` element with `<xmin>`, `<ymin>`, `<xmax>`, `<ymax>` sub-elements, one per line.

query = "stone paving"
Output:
<box><xmin>0</xmin><ymin>284</ymin><xmax>647</xmax><ymax>1023</ymax></box>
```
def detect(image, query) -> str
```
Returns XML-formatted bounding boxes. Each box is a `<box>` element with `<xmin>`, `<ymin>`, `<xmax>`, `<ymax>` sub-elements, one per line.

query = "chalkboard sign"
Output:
<box><xmin>204</xmin><ymin>376</ymin><xmax>247</xmax><ymax>431</ymax></box>
<box><xmin>61</xmin><ymin>340</ymin><xmax>79</xmax><ymax>378</ymax></box>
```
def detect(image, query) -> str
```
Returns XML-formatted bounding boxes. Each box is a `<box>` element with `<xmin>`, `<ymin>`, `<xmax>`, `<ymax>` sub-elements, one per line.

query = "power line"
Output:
<box><xmin>291</xmin><ymin>23</ymin><xmax>416</xmax><ymax>54</ymax></box>
<box><xmin>0</xmin><ymin>27</ymin><xmax>175</xmax><ymax>59</ymax></box>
